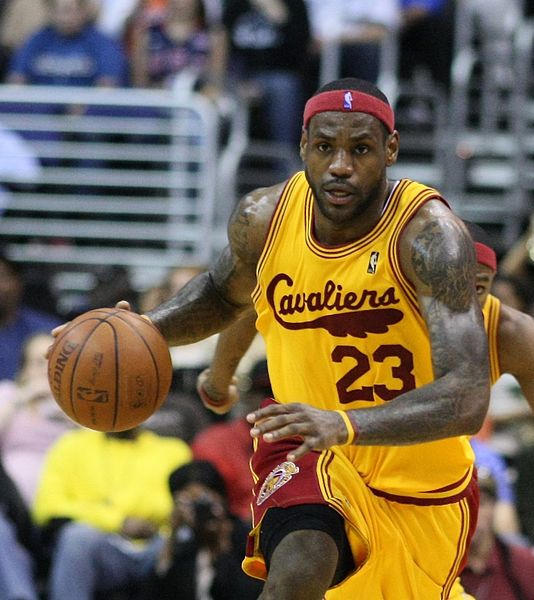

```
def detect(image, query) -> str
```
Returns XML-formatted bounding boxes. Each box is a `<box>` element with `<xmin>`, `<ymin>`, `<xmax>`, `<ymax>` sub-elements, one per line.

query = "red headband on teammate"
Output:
<box><xmin>303</xmin><ymin>90</ymin><xmax>395</xmax><ymax>132</ymax></box>
<box><xmin>475</xmin><ymin>242</ymin><xmax>497</xmax><ymax>272</ymax></box>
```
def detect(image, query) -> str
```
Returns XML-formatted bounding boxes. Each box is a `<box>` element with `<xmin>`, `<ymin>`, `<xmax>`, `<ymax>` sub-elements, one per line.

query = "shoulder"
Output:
<box><xmin>228</xmin><ymin>180</ymin><xmax>287</xmax><ymax>266</ymax></box>
<box><xmin>497</xmin><ymin>303</ymin><xmax>534</xmax><ymax>374</ymax></box>
<box><xmin>85</xmin><ymin>25</ymin><xmax>123</xmax><ymax>48</ymax></box>
<box><xmin>398</xmin><ymin>199</ymin><xmax>473</xmax><ymax>288</ymax></box>
<box><xmin>17</xmin><ymin>27</ymin><xmax>51</xmax><ymax>51</ymax></box>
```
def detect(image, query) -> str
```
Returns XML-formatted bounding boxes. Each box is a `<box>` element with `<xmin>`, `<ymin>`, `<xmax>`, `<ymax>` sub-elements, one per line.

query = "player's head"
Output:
<box><xmin>303</xmin><ymin>78</ymin><xmax>394</xmax><ymax>138</ymax></box>
<box><xmin>300</xmin><ymin>78</ymin><xmax>399</xmax><ymax>231</ymax></box>
<box><xmin>463</xmin><ymin>221</ymin><xmax>497</xmax><ymax>306</ymax></box>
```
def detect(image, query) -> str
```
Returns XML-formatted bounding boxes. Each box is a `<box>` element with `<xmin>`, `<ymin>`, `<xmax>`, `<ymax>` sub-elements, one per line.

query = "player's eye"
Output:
<box><xmin>354</xmin><ymin>145</ymin><xmax>369</xmax><ymax>155</ymax></box>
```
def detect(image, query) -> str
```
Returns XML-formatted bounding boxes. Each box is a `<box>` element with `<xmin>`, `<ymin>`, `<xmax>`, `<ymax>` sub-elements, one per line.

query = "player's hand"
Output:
<box><xmin>246</xmin><ymin>403</ymin><xmax>352</xmax><ymax>461</ymax></box>
<box><xmin>196</xmin><ymin>368</ymin><xmax>239</xmax><ymax>415</ymax></box>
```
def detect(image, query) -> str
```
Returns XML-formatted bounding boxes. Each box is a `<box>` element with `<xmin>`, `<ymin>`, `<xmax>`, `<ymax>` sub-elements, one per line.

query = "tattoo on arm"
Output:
<box><xmin>411</xmin><ymin>220</ymin><xmax>475</xmax><ymax>312</ymax></box>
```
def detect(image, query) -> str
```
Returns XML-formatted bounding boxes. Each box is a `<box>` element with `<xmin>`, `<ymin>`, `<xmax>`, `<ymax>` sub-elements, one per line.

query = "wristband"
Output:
<box><xmin>197</xmin><ymin>383</ymin><xmax>230</xmax><ymax>409</ymax></box>
<box><xmin>335</xmin><ymin>410</ymin><xmax>357</xmax><ymax>445</ymax></box>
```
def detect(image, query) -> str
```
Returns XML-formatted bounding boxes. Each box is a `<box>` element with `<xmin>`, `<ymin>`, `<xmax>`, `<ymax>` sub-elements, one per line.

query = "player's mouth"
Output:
<box><xmin>323</xmin><ymin>187</ymin><xmax>355</xmax><ymax>206</ymax></box>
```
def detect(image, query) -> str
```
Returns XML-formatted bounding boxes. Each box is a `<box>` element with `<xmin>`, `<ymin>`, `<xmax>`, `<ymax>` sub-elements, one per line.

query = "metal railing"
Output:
<box><xmin>0</xmin><ymin>84</ymin><xmax>245</xmax><ymax>270</ymax></box>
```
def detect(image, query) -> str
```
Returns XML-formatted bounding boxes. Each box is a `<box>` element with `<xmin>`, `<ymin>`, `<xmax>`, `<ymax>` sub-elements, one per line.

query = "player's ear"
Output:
<box><xmin>299</xmin><ymin>128</ymin><xmax>308</xmax><ymax>162</ymax></box>
<box><xmin>385</xmin><ymin>131</ymin><xmax>399</xmax><ymax>166</ymax></box>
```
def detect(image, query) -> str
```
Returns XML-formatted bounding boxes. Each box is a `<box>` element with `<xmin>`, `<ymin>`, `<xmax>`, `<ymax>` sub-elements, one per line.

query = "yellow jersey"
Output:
<box><xmin>482</xmin><ymin>293</ymin><xmax>501</xmax><ymax>385</ymax></box>
<box><xmin>252</xmin><ymin>172</ymin><xmax>474</xmax><ymax>502</ymax></box>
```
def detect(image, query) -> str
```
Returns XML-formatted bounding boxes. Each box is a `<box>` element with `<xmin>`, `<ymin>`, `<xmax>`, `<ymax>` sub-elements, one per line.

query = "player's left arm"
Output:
<box><xmin>248</xmin><ymin>202</ymin><xmax>491</xmax><ymax>460</ymax></box>
<box><xmin>497</xmin><ymin>305</ymin><xmax>534</xmax><ymax>413</ymax></box>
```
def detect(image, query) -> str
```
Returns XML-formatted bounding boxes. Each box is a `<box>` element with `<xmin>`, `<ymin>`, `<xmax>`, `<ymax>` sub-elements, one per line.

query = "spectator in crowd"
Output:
<box><xmin>140</xmin><ymin>459</ymin><xmax>263</xmax><ymax>600</ymax></box>
<box><xmin>398</xmin><ymin>0</ymin><xmax>455</xmax><ymax>93</ymax></box>
<box><xmin>0</xmin><ymin>332</ymin><xmax>77</xmax><ymax>508</ymax></box>
<box><xmin>92</xmin><ymin>0</ymin><xmax>142</xmax><ymax>41</ymax></box>
<box><xmin>33</xmin><ymin>425</ymin><xmax>192</xmax><ymax>600</ymax></box>
<box><xmin>222</xmin><ymin>0</ymin><xmax>311</xmax><ymax>148</ymax></box>
<box><xmin>470</xmin><ymin>438</ymin><xmax>522</xmax><ymax>541</ymax></box>
<box><xmin>461</xmin><ymin>468</ymin><xmax>534</xmax><ymax>600</ymax></box>
<box><xmin>0</xmin><ymin>252</ymin><xmax>60</xmax><ymax>381</ymax></box>
<box><xmin>0</xmin><ymin>0</ymin><xmax>49</xmax><ymax>81</ymax></box>
<box><xmin>0</xmin><ymin>458</ymin><xmax>44</xmax><ymax>600</ymax></box>
<box><xmin>304</xmin><ymin>0</ymin><xmax>399</xmax><ymax>92</ymax></box>
<box><xmin>514</xmin><ymin>441</ymin><xmax>534</xmax><ymax>546</ymax></box>
<box><xmin>6</xmin><ymin>0</ymin><xmax>128</xmax><ymax>87</ymax></box>
<box><xmin>130</xmin><ymin>0</ymin><xmax>226</xmax><ymax>95</ymax></box>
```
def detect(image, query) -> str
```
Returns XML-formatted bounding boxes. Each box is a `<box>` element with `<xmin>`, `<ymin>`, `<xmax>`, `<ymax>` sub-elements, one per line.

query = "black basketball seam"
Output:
<box><xmin>69</xmin><ymin>319</ymin><xmax>111</xmax><ymax>426</ymax></box>
<box><xmin>111</xmin><ymin>323</ymin><xmax>120</xmax><ymax>431</ymax></box>
<box><xmin>108</xmin><ymin>312</ymin><xmax>167</xmax><ymax>415</ymax></box>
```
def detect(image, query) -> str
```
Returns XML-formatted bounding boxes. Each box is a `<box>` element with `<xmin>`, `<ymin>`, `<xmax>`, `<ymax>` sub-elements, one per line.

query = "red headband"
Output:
<box><xmin>303</xmin><ymin>90</ymin><xmax>395</xmax><ymax>132</ymax></box>
<box><xmin>475</xmin><ymin>242</ymin><xmax>497</xmax><ymax>271</ymax></box>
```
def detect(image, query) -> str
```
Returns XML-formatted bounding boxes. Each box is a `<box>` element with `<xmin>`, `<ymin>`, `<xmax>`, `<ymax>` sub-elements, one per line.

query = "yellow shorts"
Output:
<box><xmin>244</xmin><ymin>432</ymin><xmax>478</xmax><ymax>600</ymax></box>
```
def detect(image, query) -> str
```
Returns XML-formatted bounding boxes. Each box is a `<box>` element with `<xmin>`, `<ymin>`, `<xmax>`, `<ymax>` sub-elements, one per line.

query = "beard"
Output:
<box><xmin>305</xmin><ymin>167</ymin><xmax>388</xmax><ymax>228</ymax></box>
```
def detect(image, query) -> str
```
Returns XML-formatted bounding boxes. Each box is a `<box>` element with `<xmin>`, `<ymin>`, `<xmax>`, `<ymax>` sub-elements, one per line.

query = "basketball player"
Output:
<box><xmin>467</xmin><ymin>222</ymin><xmax>534</xmax><ymax>411</ymax></box>
<box><xmin>57</xmin><ymin>77</ymin><xmax>491</xmax><ymax>598</ymax></box>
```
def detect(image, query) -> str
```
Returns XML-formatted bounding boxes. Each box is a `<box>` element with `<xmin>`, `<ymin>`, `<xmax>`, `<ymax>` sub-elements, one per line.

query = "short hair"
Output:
<box><xmin>315</xmin><ymin>77</ymin><xmax>390</xmax><ymax>107</ymax></box>
<box><xmin>168</xmin><ymin>460</ymin><xmax>227</xmax><ymax>498</ymax></box>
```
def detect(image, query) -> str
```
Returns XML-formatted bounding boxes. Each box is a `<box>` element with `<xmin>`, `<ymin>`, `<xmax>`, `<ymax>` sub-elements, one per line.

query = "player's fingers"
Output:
<box><xmin>250</xmin><ymin>413</ymin><xmax>305</xmax><ymax>440</ymax></box>
<box><xmin>115</xmin><ymin>300</ymin><xmax>131</xmax><ymax>311</ymax></box>
<box><xmin>286</xmin><ymin>439</ymin><xmax>314</xmax><ymax>462</ymax></box>
<box><xmin>51</xmin><ymin>322</ymin><xmax>70</xmax><ymax>338</ymax></box>
<box><xmin>45</xmin><ymin>322</ymin><xmax>70</xmax><ymax>357</ymax></box>
<box><xmin>246</xmin><ymin>402</ymin><xmax>301</xmax><ymax>424</ymax></box>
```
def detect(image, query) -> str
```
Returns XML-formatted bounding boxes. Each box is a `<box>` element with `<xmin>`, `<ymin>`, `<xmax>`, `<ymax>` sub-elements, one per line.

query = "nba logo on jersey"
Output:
<box><xmin>343</xmin><ymin>91</ymin><xmax>353</xmax><ymax>110</ymax></box>
<box><xmin>367</xmin><ymin>251</ymin><xmax>380</xmax><ymax>274</ymax></box>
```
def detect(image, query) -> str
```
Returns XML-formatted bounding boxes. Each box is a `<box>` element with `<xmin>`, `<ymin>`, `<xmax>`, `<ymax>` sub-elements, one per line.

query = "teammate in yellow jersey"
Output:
<box><xmin>53</xmin><ymin>77</ymin><xmax>491</xmax><ymax>599</ymax></box>
<box><xmin>466</xmin><ymin>222</ymin><xmax>534</xmax><ymax>409</ymax></box>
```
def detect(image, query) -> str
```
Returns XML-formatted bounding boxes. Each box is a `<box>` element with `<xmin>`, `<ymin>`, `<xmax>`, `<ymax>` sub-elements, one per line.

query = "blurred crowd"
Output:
<box><xmin>0</xmin><ymin>0</ymin><xmax>459</xmax><ymax>148</ymax></box>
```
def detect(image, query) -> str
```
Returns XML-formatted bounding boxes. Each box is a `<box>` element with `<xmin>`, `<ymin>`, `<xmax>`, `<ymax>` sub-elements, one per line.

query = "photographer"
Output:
<box><xmin>141</xmin><ymin>460</ymin><xmax>263</xmax><ymax>600</ymax></box>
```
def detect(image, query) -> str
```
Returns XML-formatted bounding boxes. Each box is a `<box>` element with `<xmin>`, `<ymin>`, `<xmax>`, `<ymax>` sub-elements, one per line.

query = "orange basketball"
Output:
<box><xmin>47</xmin><ymin>308</ymin><xmax>173</xmax><ymax>432</ymax></box>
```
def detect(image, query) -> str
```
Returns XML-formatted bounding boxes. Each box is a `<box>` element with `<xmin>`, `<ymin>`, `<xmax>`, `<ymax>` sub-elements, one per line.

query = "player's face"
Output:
<box><xmin>475</xmin><ymin>263</ymin><xmax>495</xmax><ymax>307</ymax></box>
<box><xmin>300</xmin><ymin>111</ymin><xmax>398</xmax><ymax>244</ymax></box>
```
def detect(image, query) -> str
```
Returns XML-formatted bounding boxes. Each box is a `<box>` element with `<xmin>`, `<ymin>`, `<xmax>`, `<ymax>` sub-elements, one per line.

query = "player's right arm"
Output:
<box><xmin>196</xmin><ymin>308</ymin><xmax>258</xmax><ymax>414</ymax></box>
<box><xmin>497</xmin><ymin>304</ymin><xmax>534</xmax><ymax>413</ymax></box>
<box><xmin>145</xmin><ymin>183</ymin><xmax>282</xmax><ymax>345</ymax></box>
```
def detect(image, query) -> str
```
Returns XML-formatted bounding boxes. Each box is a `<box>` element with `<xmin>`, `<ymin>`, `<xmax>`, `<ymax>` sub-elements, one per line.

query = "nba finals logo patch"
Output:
<box><xmin>343</xmin><ymin>91</ymin><xmax>353</xmax><ymax>110</ymax></box>
<box><xmin>257</xmin><ymin>461</ymin><xmax>300</xmax><ymax>506</ymax></box>
<box><xmin>367</xmin><ymin>251</ymin><xmax>380</xmax><ymax>274</ymax></box>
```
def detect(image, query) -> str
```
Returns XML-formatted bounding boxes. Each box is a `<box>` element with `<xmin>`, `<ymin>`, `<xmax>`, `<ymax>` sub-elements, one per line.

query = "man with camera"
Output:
<box><xmin>140</xmin><ymin>460</ymin><xmax>263</xmax><ymax>600</ymax></box>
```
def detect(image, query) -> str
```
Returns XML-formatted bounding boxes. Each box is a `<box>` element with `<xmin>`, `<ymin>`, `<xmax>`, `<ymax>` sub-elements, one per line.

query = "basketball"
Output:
<box><xmin>47</xmin><ymin>308</ymin><xmax>173</xmax><ymax>432</ymax></box>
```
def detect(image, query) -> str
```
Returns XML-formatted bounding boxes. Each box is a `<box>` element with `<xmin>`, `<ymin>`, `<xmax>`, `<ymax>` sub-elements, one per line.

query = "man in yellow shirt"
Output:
<box><xmin>33</xmin><ymin>426</ymin><xmax>192</xmax><ymax>600</ymax></box>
